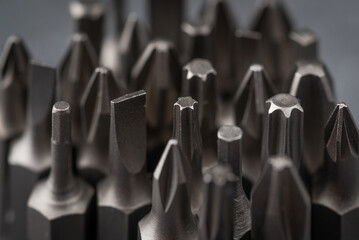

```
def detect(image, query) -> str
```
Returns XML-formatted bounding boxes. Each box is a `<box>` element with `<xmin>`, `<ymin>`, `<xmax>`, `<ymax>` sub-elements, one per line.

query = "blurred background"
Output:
<box><xmin>0</xmin><ymin>0</ymin><xmax>358</xmax><ymax>121</ymax></box>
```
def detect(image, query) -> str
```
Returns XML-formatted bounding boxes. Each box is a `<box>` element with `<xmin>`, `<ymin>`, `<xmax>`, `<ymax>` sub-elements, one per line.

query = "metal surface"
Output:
<box><xmin>27</xmin><ymin>101</ymin><xmax>95</xmax><ymax>240</ymax></box>
<box><xmin>312</xmin><ymin>103</ymin><xmax>359</xmax><ymax>240</ymax></box>
<box><xmin>97</xmin><ymin>90</ymin><xmax>151</xmax><ymax>240</ymax></box>
<box><xmin>251</xmin><ymin>156</ymin><xmax>311</xmax><ymax>240</ymax></box>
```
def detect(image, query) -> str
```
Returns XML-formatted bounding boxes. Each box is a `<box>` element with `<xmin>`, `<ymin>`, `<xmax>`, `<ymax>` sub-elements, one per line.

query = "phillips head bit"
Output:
<box><xmin>312</xmin><ymin>103</ymin><xmax>359</xmax><ymax>240</ymax></box>
<box><xmin>70</xmin><ymin>0</ymin><xmax>104</xmax><ymax>54</ymax></box>
<box><xmin>261</xmin><ymin>93</ymin><xmax>304</xmax><ymax>169</ymax></box>
<box><xmin>251</xmin><ymin>156</ymin><xmax>311</xmax><ymax>240</ymax></box>
<box><xmin>138</xmin><ymin>139</ymin><xmax>197</xmax><ymax>240</ymax></box>
<box><xmin>289</xmin><ymin>60</ymin><xmax>336</xmax><ymax>176</ymax></box>
<box><xmin>8</xmin><ymin>62</ymin><xmax>56</xmax><ymax>240</ymax></box>
<box><xmin>182</xmin><ymin>59</ymin><xmax>218</xmax><ymax>170</ymax></box>
<box><xmin>217</xmin><ymin>125</ymin><xmax>251</xmax><ymax>239</ymax></box>
<box><xmin>233</xmin><ymin>64</ymin><xmax>276</xmax><ymax>193</ymax></box>
<box><xmin>59</xmin><ymin>33</ymin><xmax>97</xmax><ymax>147</ymax></box>
<box><xmin>97</xmin><ymin>90</ymin><xmax>151</xmax><ymax>240</ymax></box>
<box><xmin>198</xmin><ymin>164</ymin><xmax>237</xmax><ymax>240</ymax></box>
<box><xmin>77</xmin><ymin>67</ymin><xmax>126</xmax><ymax>186</ymax></box>
<box><xmin>28</xmin><ymin>101</ymin><xmax>95</xmax><ymax>240</ymax></box>
<box><xmin>173</xmin><ymin>97</ymin><xmax>203</xmax><ymax>214</ymax></box>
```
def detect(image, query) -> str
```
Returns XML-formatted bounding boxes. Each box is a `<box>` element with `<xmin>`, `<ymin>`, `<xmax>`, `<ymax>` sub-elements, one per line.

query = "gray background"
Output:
<box><xmin>0</xmin><ymin>0</ymin><xmax>358</xmax><ymax>121</ymax></box>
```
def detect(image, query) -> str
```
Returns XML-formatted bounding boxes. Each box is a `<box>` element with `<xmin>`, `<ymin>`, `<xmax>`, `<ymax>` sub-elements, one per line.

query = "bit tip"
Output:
<box><xmin>217</xmin><ymin>125</ymin><xmax>242</xmax><ymax>142</ymax></box>
<box><xmin>267</xmin><ymin>93</ymin><xmax>303</xmax><ymax>118</ymax></box>
<box><xmin>52</xmin><ymin>101</ymin><xmax>71</xmax><ymax>143</ymax></box>
<box><xmin>184</xmin><ymin>59</ymin><xmax>217</xmax><ymax>80</ymax></box>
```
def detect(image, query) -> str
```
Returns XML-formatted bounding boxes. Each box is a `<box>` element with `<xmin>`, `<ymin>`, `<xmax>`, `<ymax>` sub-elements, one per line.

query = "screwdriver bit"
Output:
<box><xmin>8</xmin><ymin>62</ymin><xmax>56</xmax><ymax>240</ymax></box>
<box><xmin>149</xmin><ymin>0</ymin><xmax>183</xmax><ymax>47</ymax></box>
<box><xmin>289</xmin><ymin>30</ymin><xmax>318</xmax><ymax>70</ymax></box>
<box><xmin>59</xmin><ymin>33</ymin><xmax>97</xmax><ymax>148</ymax></box>
<box><xmin>233</xmin><ymin>64</ymin><xmax>276</xmax><ymax>195</ymax></box>
<box><xmin>70</xmin><ymin>0</ymin><xmax>104</xmax><ymax>54</ymax></box>
<box><xmin>217</xmin><ymin>125</ymin><xmax>251</xmax><ymax>239</ymax></box>
<box><xmin>173</xmin><ymin>97</ymin><xmax>203</xmax><ymax>213</ymax></box>
<box><xmin>131</xmin><ymin>40</ymin><xmax>181</xmax><ymax>170</ymax></box>
<box><xmin>77</xmin><ymin>67</ymin><xmax>125</xmax><ymax>186</ymax></box>
<box><xmin>27</xmin><ymin>101</ymin><xmax>95</xmax><ymax>240</ymax></box>
<box><xmin>288</xmin><ymin>60</ymin><xmax>336</xmax><ymax>177</ymax></box>
<box><xmin>138</xmin><ymin>139</ymin><xmax>197</xmax><ymax>240</ymax></box>
<box><xmin>182</xmin><ymin>59</ymin><xmax>218</xmax><ymax>170</ymax></box>
<box><xmin>0</xmin><ymin>35</ymin><xmax>30</xmax><ymax>235</ymax></box>
<box><xmin>251</xmin><ymin>156</ymin><xmax>311</xmax><ymax>240</ymax></box>
<box><xmin>261</xmin><ymin>93</ymin><xmax>304</xmax><ymax>169</ymax></box>
<box><xmin>312</xmin><ymin>103</ymin><xmax>359</xmax><ymax>240</ymax></box>
<box><xmin>97</xmin><ymin>90</ymin><xmax>151</xmax><ymax>240</ymax></box>
<box><xmin>202</xmin><ymin>0</ymin><xmax>237</xmax><ymax>97</ymax></box>
<box><xmin>198</xmin><ymin>164</ymin><xmax>237</xmax><ymax>240</ymax></box>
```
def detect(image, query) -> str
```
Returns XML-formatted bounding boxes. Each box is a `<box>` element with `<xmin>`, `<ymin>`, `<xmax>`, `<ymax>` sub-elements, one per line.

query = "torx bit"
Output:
<box><xmin>173</xmin><ymin>97</ymin><xmax>203</xmax><ymax>214</ymax></box>
<box><xmin>217</xmin><ymin>125</ymin><xmax>251</xmax><ymax>239</ymax></box>
<box><xmin>138</xmin><ymin>139</ymin><xmax>197</xmax><ymax>240</ymax></box>
<box><xmin>312</xmin><ymin>103</ymin><xmax>359</xmax><ymax>240</ymax></box>
<box><xmin>289</xmin><ymin>60</ymin><xmax>336</xmax><ymax>177</ymax></box>
<box><xmin>198</xmin><ymin>164</ymin><xmax>237</xmax><ymax>240</ymax></box>
<box><xmin>97</xmin><ymin>90</ymin><xmax>151</xmax><ymax>240</ymax></box>
<box><xmin>261</xmin><ymin>93</ymin><xmax>304</xmax><ymax>169</ymax></box>
<box><xmin>233</xmin><ymin>64</ymin><xmax>276</xmax><ymax>195</ymax></box>
<box><xmin>131</xmin><ymin>40</ymin><xmax>181</xmax><ymax>170</ymax></box>
<box><xmin>27</xmin><ymin>101</ymin><xmax>95</xmax><ymax>240</ymax></box>
<box><xmin>59</xmin><ymin>33</ymin><xmax>97</xmax><ymax>148</ymax></box>
<box><xmin>77</xmin><ymin>67</ymin><xmax>125</xmax><ymax>186</ymax></box>
<box><xmin>202</xmin><ymin>0</ymin><xmax>237</xmax><ymax>97</ymax></box>
<box><xmin>8</xmin><ymin>62</ymin><xmax>56</xmax><ymax>240</ymax></box>
<box><xmin>70</xmin><ymin>0</ymin><xmax>104</xmax><ymax>54</ymax></box>
<box><xmin>182</xmin><ymin>59</ymin><xmax>217</xmax><ymax>170</ymax></box>
<box><xmin>251</xmin><ymin>156</ymin><xmax>311</xmax><ymax>240</ymax></box>
<box><xmin>149</xmin><ymin>0</ymin><xmax>183</xmax><ymax>47</ymax></box>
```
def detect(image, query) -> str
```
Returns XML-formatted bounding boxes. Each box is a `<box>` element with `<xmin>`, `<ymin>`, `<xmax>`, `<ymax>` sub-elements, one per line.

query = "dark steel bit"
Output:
<box><xmin>70</xmin><ymin>0</ymin><xmax>104</xmax><ymax>54</ymax></box>
<box><xmin>8</xmin><ymin>62</ymin><xmax>56</xmax><ymax>240</ymax></box>
<box><xmin>182</xmin><ymin>59</ymin><xmax>218</xmax><ymax>170</ymax></box>
<box><xmin>27</xmin><ymin>101</ymin><xmax>95</xmax><ymax>240</ymax></box>
<box><xmin>288</xmin><ymin>60</ymin><xmax>336</xmax><ymax>177</ymax></box>
<box><xmin>0</xmin><ymin>35</ymin><xmax>30</xmax><ymax>235</ymax></box>
<box><xmin>312</xmin><ymin>103</ymin><xmax>359</xmax><ymax>240</ymax></box>
<box><xmin>77</xmin><ymin>67</ymin><xmax>125</xmax><ymax>186</ymax></box>
<box><xmin>131</xmin><ymin>40</ymin><xmax>181</xmax><ymax>171</ymax></box>
<box><xmin>251</xmin><ymin>156</ymin><xmax>311</xmax><ymax>240</ymax></box>
<box><xmin>217</xmin><ymin>125</ymin><xmax>251</xmax><ymax>239</ymax></box>
<box><xmin>138</xmin><ymin>139</ymin><xmax>197</xmax><ymax>240</ymax></box>
<box><xmin>97</xmin><ymin>90</ymin><xmax>151</xmax><ymax>240</ymax></box>
<box><xmin>233</xmin><ymin>64</ymin><xmax>276</xmax><ymax>195</ymax></box>
<box><xmin>173</xmin><ymin>97</ymin><xmax>203</xmax><ymax>214</ymax></box>
<box><xmin>59</xmin><ymin>33</ymin><xmax>97</xmax><ymax>148</ymax></box>
<box><xmin>149</xmin><ymin>0</ymin><xmax>183</xmax><ymax>47</ymax></box>
<box><xmin>202</xmin><ymin>0</ymin><xmax>237</xmax><ymax>97</ymax></box>
<box><xmin>261</xmin><ymin>93</ymin><xmax>304</xmax><ymax>169</ymax></box>
<box><xmin>198</xmin><ymin>164</ymin><xmax>237</xmax><ymax>240</ymax></box>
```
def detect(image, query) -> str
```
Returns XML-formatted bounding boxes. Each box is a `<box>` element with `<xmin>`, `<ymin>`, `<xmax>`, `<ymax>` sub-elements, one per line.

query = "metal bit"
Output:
<box><xmin>8</xmin><ymin>62</ymin><xmax>56</xmax><ymax>240</ymax></box>
<box><xmin>97</xmin><ymin>90</ymin><xmax>151</xmax><ymax>240</ymax></box>
<box><xmin>70</xmin><ymin>0</ymin><xmax>104</xmax><ymax>54</ymax></box>
<box><xmin>131</xmin><ymin>40</ymin><xmax>181</xmax><ymax>170</ymax></box>
<box><xmin>203</xmin><ymin>0</ymin><xmax>237</xmax><ymax>96</ymax></box>
<box><xmin>217</xmin><ymin>125</ymin><xmax>251</xmax><ymax>239</ymax></box>
<box><xmin>251</xmin><ymin>156</ymin><xmax>311</xmax><ymax>240</ymax></box>
<box><xmin>28</xmin><ymin>101</ymin><xmax>95</xmax><ymax>240</ymax></box>
<box><xmin>289</xmin><ymin>60</ymin><xmax>336</xmax><ymax>177</ymax></box>
<box><xmin>59</xmin><ymin>33</ymin><xmax>97</xmax><ymax>147</ymax></box>
<box><xmin>312</xmin><ymin>103</ymin><xmax>359</xmax><ymax>240</ymax></box>
<box><xmin>150</xmin><ymin>0</ymin><xmax>183</xmax><ymax>47</ymax></box>
<box><xmin>233</xmin><ymin>64</ymin><xmax>276</xmax><ymax>194</ymax></box>
<box><xmin>182</xmin><ymin>59</ymin><xmax>217</xmax><ymax>170</ymax></box>
<box><xmin>173</xmin><ymin>97</ymin><xmax>203</xmax><ymax>213</ymax></box>
<box><xmin>261</xmin><ymin>93</ymin><xmax>304</xmax><ymax>169</ymax></box>
<box><xmin>77</xmin><ymin>67</ymin><xmax>125</xmax><ymax>186</ymax></box>
<box><xmin>198</xmin><ymin>164</ymin><xmax>237</xmax><ymax>240</ymax></box>
<box><xmin>138</xmin><ymin>139</ymin><xmax>197</xmax><ymax>240</ymax></box>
